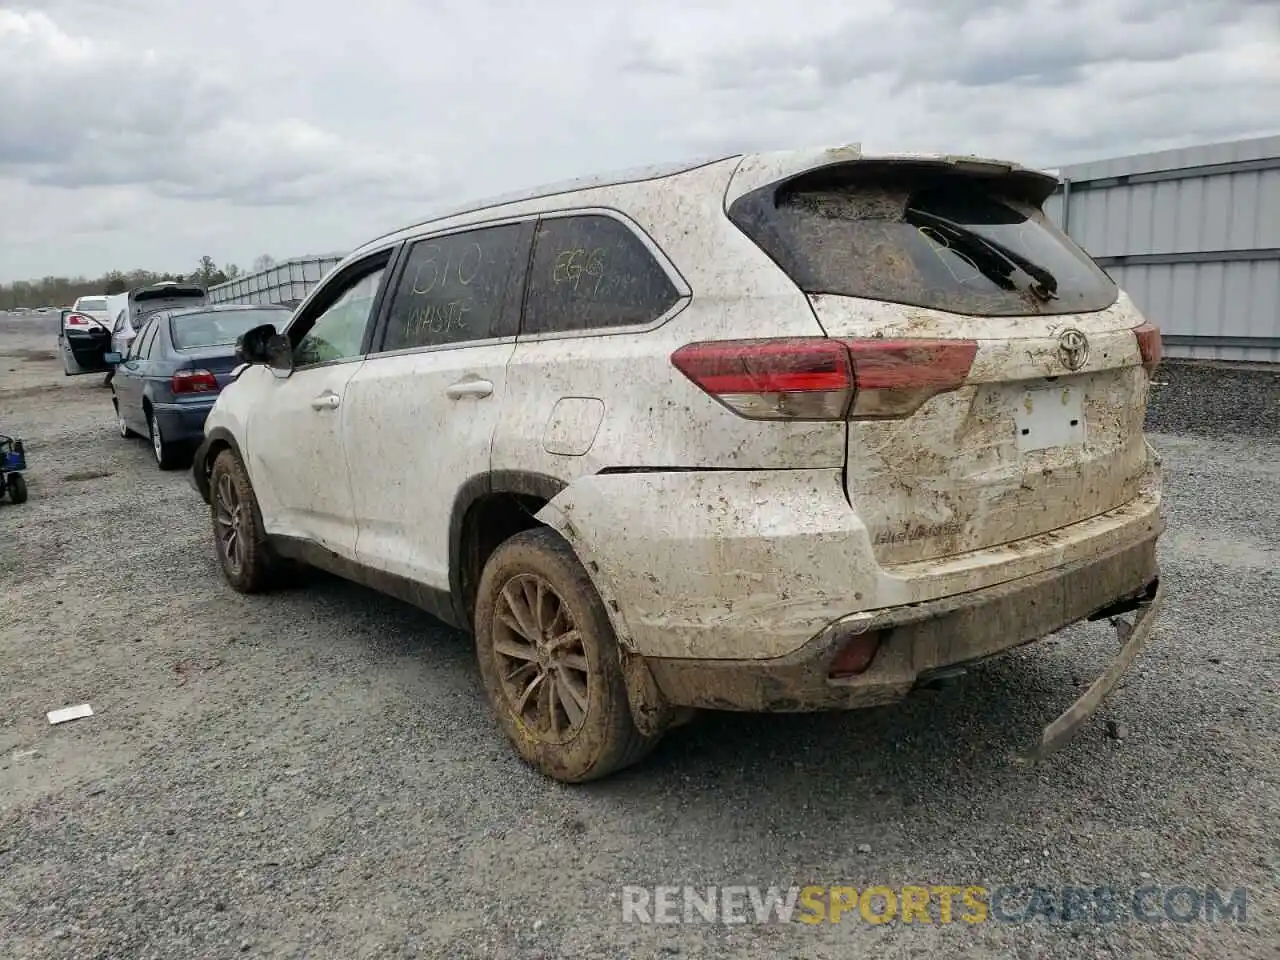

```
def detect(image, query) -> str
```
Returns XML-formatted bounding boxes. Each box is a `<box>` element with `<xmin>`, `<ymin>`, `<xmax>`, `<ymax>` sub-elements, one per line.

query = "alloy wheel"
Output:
<box><xmin>493</xmin><ymin>573</ymin><xmax>592</xmax><ymax>744</ymax></box>
<box><xmin>150</xmin><ymin>416</ymin><xmax>164</xmax><ymax>463</ymax></box>
<box><xmin>214</xmin><ymin>472</ymin><xmax>246</xmax><ymax>576</ymax></box>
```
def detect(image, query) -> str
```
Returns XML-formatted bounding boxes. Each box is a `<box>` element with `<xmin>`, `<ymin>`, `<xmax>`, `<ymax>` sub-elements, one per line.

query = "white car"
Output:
<box><xmin>190</xmin><ymin>146</ymin><xmax>1166</xmax><ymax>783</ymax></box>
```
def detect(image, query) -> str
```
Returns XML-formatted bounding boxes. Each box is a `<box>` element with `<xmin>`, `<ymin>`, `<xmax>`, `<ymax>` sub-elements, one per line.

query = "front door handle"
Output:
<box><xmin>446</xmin><ymin>378</ymin><xmax>494</xmax><ymax>400</ymax></box>
<box><xmin>310</xmin><ymin>392</ymin><xmax>341</xmax><ymax>411</ymax></box>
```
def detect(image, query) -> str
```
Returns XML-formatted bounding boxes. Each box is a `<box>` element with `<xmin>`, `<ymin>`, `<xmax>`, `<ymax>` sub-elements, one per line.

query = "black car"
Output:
<box><xmin>106</xmin><ymin>304</ymin><xmax>291</xmax><ymax>469</ymax></box>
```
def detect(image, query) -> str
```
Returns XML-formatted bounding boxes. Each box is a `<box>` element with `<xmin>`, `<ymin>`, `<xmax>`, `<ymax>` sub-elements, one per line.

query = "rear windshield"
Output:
<box><xmin>728</xmin><ymin>168</ymin><xmax>1117</xmax><ymax>317</ymax></box>
<box><xmin>76</xmin><ymin>297</ymin><xmax>107</xmax><ymax>312</ymax></box>
<box><xmin>170</xmin><ymin>309</ymin><xmax>284</xmax><ymax>350</ymax></box>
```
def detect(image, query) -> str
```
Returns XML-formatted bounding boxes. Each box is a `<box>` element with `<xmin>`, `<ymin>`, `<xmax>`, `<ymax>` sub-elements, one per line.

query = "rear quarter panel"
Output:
<box><xmin>491</xmin><ymin>160</ymin><xmax>848</xmax><ymax>486</ymax></box>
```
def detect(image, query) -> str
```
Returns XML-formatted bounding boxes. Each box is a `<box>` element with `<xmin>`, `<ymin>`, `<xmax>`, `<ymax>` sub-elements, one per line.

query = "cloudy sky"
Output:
<box><xmin>1</xmin><ymin>0</ymin><xmax>1277</xmax><ymax>282</ymax></box>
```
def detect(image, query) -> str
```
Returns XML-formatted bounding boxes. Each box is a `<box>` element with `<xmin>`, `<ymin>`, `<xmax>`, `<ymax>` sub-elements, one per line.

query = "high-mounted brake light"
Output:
<box><xmin>671</xmin><ymin>337</ymin><xmax>976</xmax><ymax>421</ymax></box>
<box><xmin>170</xmin><ymin>369</ymin><xmax>218</xmax><ymax>394</ymax></box>
<box><xmin>1133</xmin><ymin>322</ymin><xmax>1162</xmax><ymax>373</ymax></box>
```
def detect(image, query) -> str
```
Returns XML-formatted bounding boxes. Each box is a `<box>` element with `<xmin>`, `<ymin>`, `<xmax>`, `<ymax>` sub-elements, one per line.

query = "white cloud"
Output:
<box><xmin>0</xmin><ymin>0</ymin><xmax>1277</xmax><ymax>281</ymax></box>
<box><xmin>0</xmin><ymin>10</ymin><xmax>446</xmax><ymax>205</ymax></box>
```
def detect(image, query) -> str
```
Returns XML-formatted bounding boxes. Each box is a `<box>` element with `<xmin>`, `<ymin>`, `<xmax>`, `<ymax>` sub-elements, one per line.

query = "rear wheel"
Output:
<box><xmin>210</xmin><ymin>449</ymin><xmax>276</xmax><ymax>593</ymax></box>
<box><xmin>6</xmin><ymin>473</ymin><xmax>27</xmax><ymax>505</ymax></box>
<box><xmin>474</xmin><ymin>527</ymin><xmax>660</xmax><ymax>783</ymax></box>
<box><xmin>147</xmin><ymin>410</ymin><xmax>180</xmax><ymax>470</ymax></box>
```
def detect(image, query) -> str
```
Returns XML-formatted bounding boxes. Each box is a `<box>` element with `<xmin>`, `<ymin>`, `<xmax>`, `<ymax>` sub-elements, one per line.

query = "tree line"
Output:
<box><xmin>0</xmin><ymin>254</ymin><xmax>279</xmax><ymax>310</ymax></box>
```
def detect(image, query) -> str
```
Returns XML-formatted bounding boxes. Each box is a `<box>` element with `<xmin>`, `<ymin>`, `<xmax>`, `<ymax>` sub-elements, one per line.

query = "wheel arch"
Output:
<box><xmin>449</xmin><ymin>470</ymin><xmax>568</xmax><ymax>630</ymax></box>
<box><xmin>192</xmin><ymin>426</ymin><xmax>245</xmax><ymax>503</ymax></box>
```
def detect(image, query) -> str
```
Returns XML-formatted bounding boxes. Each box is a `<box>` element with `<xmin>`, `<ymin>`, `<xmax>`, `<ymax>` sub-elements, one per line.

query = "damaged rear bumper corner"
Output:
<box><xmin>1024</xmin><ymin>575</ymin><xmax>1163</xmax><ymax>761</ymax></box>
<box><xmin>641</xmin><ymin>530</ymin><xmax>1163</xmax><ymax>719</ymax></box>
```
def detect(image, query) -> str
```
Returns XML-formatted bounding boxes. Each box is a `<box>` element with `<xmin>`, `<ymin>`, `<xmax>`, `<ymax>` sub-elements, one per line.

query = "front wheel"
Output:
<box><xmin>474</xmin><ymin>527</ymin><xmax>660</xmax><ymax>783</ymax></box>
<box><xmin>209</xmin><ymin>449</ymin><xmax>276</xmax><ymax>593</ymax></box>
<box><xmin>114</xmin><ymin>398</ymin><xmax>134</xmax><ymax>438</ymax></box>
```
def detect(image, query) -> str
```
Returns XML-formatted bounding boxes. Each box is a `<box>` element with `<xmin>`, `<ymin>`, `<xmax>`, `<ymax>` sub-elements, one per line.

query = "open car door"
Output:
<box><xmin>58</xmin><ymin>307</ymin><xmax>113</xmax><ymax>376</ymax></box>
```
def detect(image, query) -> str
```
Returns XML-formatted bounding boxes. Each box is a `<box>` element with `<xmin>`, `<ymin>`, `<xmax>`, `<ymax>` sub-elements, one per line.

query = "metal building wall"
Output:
<box><xmin>1044</xmin><ymin>134</ymin><xmax>1280</xmax><ymax>363</ymax></box>
<box><xmin>208</xmin><ymin>254</ymin><xmax>345</xmax><ymax>307</ymax></box>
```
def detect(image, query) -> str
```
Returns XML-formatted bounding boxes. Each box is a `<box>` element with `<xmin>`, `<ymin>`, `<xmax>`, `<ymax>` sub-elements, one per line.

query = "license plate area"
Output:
<box><xmin>1013</xmin><ymin>382</ymin><xmax>1086</xmax><ymax>452</ymax></box>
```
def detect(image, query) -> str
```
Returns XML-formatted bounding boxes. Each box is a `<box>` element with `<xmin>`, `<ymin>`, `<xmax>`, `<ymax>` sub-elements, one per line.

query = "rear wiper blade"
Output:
<box><xmin>906</xmin><ymin>207</ymin><xmax>1059</xmax><ymax>301</ymax></box>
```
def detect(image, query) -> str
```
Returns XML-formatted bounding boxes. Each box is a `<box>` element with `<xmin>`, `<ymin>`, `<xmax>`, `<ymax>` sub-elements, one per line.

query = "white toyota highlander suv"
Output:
<box><xmin>190</xmin><ymin>146</ymin><xmax>1166</xmax><ymax>783</ymax></box>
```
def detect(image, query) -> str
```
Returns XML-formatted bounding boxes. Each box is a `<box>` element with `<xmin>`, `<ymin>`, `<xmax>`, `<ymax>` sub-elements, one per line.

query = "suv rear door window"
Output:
<box><xmin>380</xmin><ymin>223</ymin><xmax>529</xmax><ymax>352</ymax></box>
<box><xmin>522</xmin><ymin>214</ymin><xmax>680</xmax><ymax>335</ymax></box>
<box><xmin>728</xmin><ymin>166</ymin><xmax>1118</xmax><ymax>317</ymax></box>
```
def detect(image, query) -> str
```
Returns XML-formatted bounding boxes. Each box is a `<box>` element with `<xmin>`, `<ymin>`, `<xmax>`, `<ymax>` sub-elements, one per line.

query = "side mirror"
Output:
<box><xmin>234</xmin><ymin>323</ymin><xmax>279</xmax><ymax>365</ymax></box>
<box><xmin>103</xmin><ymin>351</ymin><xmax>123</xmax><ymax>365</ymax></box>
<box><xmin>265</xmin><ymin>333</ymin><xmax>293</xmax><ymax>377</ymax></box>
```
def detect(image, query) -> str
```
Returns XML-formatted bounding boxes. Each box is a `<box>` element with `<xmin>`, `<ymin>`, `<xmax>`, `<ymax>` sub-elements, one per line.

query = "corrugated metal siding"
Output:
<box><xmin>1046</xmin><ymin>134</ymin><xmax>1280</xmax><ymax>363</ymax></box>
<box><xmin>208</xmin><ymin>254</ymin><xmax>345</xmax><ymax>306</ymax></box>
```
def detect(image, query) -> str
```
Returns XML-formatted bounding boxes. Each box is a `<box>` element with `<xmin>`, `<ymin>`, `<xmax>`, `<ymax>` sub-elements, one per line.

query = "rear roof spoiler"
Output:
<box><xmin>725</xmin><ymin>146</ymin><xmax>1061</xmax><ymax>208</ymax></box>
<box><xmin>133</xmin><ymin>284</ymin><xmax>206</xmax><ymax>301</ymax></box>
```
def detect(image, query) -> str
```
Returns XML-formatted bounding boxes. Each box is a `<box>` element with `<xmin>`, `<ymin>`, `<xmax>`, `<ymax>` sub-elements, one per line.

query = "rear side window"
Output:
<box><xmin>381</xmin><ymin>223</ymin><xmax>528</xmax><ymax>351</ymax></box>
<box><xmin>142</xmin><ymin>321</ymin><xmax>164</xmax><ymax>359</ymax></box>
<box><xmin>131</xmin><ymin>320</ymin><xmax>157</xmax><ymax>359</ymax></box>
<box><xmin>523</xmin><ymin>215</ymin><xmax>680</xmax><ymax>335</ymax></box>
<box><xmin>728</xmin><ymin>167</ymin><xmax>1118</xmax><ymax>317</ymax></box>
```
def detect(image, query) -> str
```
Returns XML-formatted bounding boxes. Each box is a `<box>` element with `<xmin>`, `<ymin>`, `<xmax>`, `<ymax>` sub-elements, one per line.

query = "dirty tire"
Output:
<box><xmin>210</xmin><ymin>449</ymin><xmax>276</xmax><ymax>594</ymax></box>
<box><xmin>475</xmin><ymin>527</ymin><xmax>660</xmax><ymax>784</ymax></box>
<box><xmin>7</xmin><ymin>473</ymin><xmax>28</xmax><ymax>504</ymax></box>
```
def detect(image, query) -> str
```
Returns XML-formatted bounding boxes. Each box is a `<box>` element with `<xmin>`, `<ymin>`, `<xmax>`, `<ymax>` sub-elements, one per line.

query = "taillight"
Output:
<box><xmin>670</xmin><ymin>338</ymin><xmax>853</xmax><ymax>420</ymax></box>
<box><xmin>1133</xmin><ymin>322</ymin><xmax>1162</xmax><ymax>373</ymax></box>
<box><xmin>841</xmin><ymin>339</ymin><xmax>977</xmax><ymax>419</ymax></box>
<box><xmin>65</xmin><ymin>313</ymin><xmax>91</xmax><ymax>326</ymax></box>
<box><xmin>670</xmin><ymin>337</ymin><xmax>976</xmax><ymax>421</ymax></box>
<box><xmin>171</xmin><ymin>369</ymin><xmax>218</xmax><ymax>394</ymax></box>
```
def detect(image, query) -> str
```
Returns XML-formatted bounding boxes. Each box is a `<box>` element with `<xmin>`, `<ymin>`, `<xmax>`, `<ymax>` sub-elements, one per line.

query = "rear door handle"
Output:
<box><xmin>310</xmin><ymin>392</ymin><xmax>341</xmax><ymax>411</ymax></box>
<box><xmin>446</xmin><ymin>378</ymin><xmax>494</xmax><ymax>399</ymax></box>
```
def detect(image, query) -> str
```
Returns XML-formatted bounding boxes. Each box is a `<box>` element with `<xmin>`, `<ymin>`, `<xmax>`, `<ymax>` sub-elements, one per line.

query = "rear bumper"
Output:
<box><xmin>153</xmin><ymin>400</ymin><xmax>216</xmax><ymax>445</ymax></box>
<box><xmin>644</xmin><ymin>530</ymin><xmax>1162</xmax><ymax>712</ymax></box>
<box><xmin>535</xmin><ymin>466</ymin><xmax>1164</xmax><ymax>662</ymax></box>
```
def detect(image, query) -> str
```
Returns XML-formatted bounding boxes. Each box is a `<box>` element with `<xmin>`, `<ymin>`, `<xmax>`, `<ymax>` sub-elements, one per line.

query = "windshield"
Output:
<box><xmin>76</xmin><ymin>297</ymin><xmax>107</xmax><ymax>312</ymax></box>
<box><xmin>728</xmin><ymin>168</ymin><xmax>1118</xmax><ymax>317</ymax></box>
<box><xmin>170</xmin><ymin>309</ymin><xmax>285</xmax><ymax>350</ymax></box>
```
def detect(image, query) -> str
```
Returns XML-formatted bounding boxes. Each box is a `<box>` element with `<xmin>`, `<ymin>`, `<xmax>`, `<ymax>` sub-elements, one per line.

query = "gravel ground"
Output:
<box><xmin>1145</xmin><ymin>359</ymin><xmax>1280</xmax><ymax>438</ymax></box>
<box><xmin>1</xmin><ymin>319</ymin><xmax>1277</xmax><ymax>959</ymax></box>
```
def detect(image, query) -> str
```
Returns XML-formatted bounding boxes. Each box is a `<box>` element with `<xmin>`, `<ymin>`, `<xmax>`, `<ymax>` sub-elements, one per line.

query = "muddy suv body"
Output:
<box><xmin>192</xmin><ymin>146</ymin><xmax>1165</xmax><ymax>782</ymax></box>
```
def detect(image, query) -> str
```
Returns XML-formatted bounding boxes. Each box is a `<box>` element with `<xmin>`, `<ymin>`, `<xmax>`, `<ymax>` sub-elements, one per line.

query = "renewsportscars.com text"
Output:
<box><xmin>620</xmin><ymin>884</ymin><xmax>1248</xmax><ymax>926</ymax></box>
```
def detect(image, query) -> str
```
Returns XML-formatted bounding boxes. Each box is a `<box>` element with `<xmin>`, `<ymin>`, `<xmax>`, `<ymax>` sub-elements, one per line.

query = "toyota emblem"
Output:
<box><xmin>1057</xmin><ymin>329</ymin><xmax>1089</xmax><ymax>371</ymax></box>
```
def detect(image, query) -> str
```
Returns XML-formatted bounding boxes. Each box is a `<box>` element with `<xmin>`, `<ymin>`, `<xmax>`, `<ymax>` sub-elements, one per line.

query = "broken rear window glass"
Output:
<box><xmin>728</xmin><ymin>167</ymin><xmax>1118</xmax><ymax>317</ymax></box>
